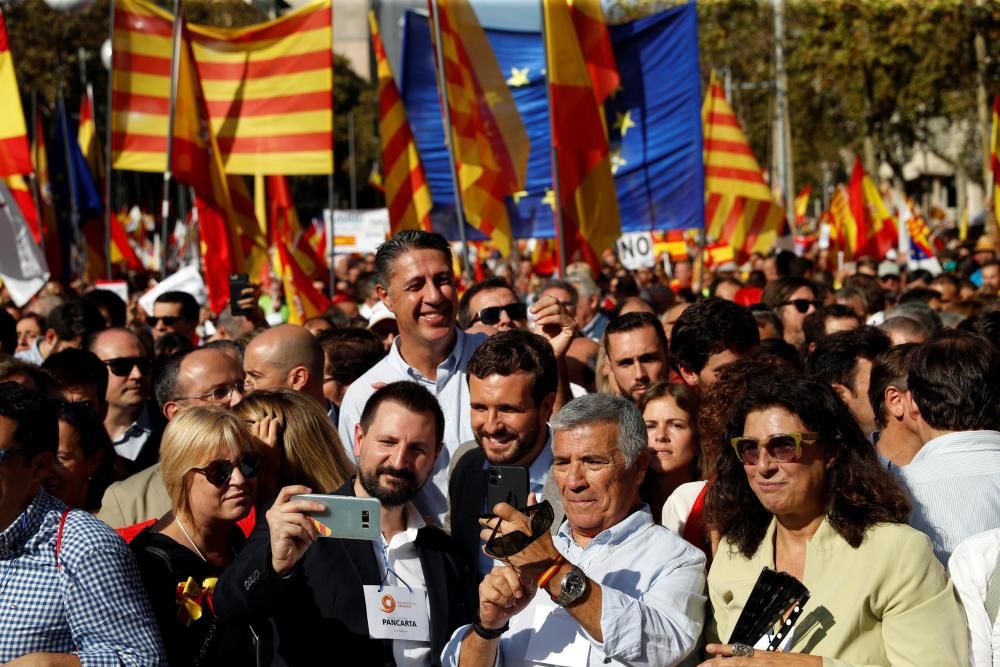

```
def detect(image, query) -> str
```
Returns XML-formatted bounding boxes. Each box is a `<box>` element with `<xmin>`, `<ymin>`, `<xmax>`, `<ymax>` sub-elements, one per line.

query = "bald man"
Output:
<box><xmin>243</xmin><ymin>324</ymin><xmax>326</xmax><ymax>406</ymax></box>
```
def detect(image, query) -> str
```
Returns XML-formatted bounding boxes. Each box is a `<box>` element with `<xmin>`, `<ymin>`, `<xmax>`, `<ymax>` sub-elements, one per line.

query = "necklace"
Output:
<box><xmin>175</xmin><ymin>517</ymin><xmax>208</xmax><ymax>562</ymax></box>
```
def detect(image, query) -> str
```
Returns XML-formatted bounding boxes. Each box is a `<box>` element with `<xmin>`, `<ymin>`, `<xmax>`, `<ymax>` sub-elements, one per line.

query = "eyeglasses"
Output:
<box><xmin>474</xmin><ymin>302</ymin><xmax>527</xmax><ymax>326</ymax></box>
<box><xmin>730</xmin><ymin>432</ymin><xmax>820</xmax><ymax>465</ymax></box>
<box><xmin>147</xmin><ymin>316</ymin><xmax>183</xmax><ymax>327</ymax></box>
<box><xmin>104</xmin><ymin>356</ymin><xmax>152</xmax><ymax>377</ymax></box>
<box><xmin>0</xmin><ymin>448</ymin><xmax>34</xmax><ymax>465</ymax></box>
<box><xmin>780</xmin><ymin>299</ymin><xmax>818</xmax><ymax>314</ymax></box>
<box><xmin>191</xmin><ymin>453</ymin><xmax>262</xmax><ymax>487</ymax></box>
<box><xmin>176</xmin><ymin>381</ymin><xmax>246</xmax><ymax>404</ymax></box>
<box><xmin>482</xmin><ymin>500</ymin><xmax>555</xmax><ymax>559</ymax></box>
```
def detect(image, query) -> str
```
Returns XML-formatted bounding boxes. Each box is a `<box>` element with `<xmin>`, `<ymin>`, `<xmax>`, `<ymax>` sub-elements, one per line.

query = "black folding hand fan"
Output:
<box><xmin>727</xmin><ymin>568</ymin><xmax>810</xmax><ymax>652</ymax></box>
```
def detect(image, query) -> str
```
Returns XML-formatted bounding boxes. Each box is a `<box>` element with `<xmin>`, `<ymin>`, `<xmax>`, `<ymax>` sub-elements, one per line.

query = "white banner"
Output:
<box><xmin>616</xmin><ymin>232</ymin><xmax>655</xmax><ymax>270</ymax></box>
<box><xmin>322</xmin><ymin>209</ymin><xmax>391</xmax><ymax>256</ymax></box>
<box><xmin>138</xmin><ymin>264</ymin><xmax>207</xmax><ymax>315</ymax></box>
<box><xmin>0</xmin><ymin>182</ymin><xmax>50</xmax><ymax>307</ymax></box>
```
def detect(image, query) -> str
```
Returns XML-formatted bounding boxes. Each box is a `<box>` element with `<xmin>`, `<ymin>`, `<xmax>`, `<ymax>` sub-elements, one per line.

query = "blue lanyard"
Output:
<box><xmin>377</xmin><ymin>542</ymin><xmax>413</xmax><ymax>593</ymax></box>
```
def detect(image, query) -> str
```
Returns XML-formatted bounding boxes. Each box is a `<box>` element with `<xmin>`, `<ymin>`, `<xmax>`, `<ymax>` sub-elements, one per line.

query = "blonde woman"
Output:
<box><xmin>235</xmin><ymin>388</ymin><xmax>356</xmax><ymax>504</ymax></box>
<box><xmin>130</xmin><ymin>406</ymin><xmax>262</xmax><ymax>667</ymax></box>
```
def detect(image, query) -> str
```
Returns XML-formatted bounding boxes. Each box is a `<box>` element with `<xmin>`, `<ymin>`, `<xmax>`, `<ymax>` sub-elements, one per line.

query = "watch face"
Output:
<box><xmin>564</xmin><ymin>570</ymin><xmax>586</xmax><ymax>597</ymax></box>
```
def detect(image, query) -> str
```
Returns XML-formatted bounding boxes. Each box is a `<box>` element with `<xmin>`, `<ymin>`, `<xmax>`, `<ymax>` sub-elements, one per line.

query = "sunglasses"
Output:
<box><xmin>147</xmin><ymin>316</ymin><xmax>183</xmax><ymax>327</ymax></box>
<box><xmin>781</xmin><ymin>299</ymin><xmax>819</xmax><ymax>314</ymax></box>
<box><xmin>474</xmin><ymin>302</ymin><xmax>527</xmax><ymax>326</ymax></box>
<box><xmin>104</xmin><ymin>356</ymin><xmax>152</xmax><ymax>377</ymax></box>
<box><xmin>191</xmin><ymin>453</ymin><xmax>262</xmax><ymax>487</ymax></box>
<box><xmin>482</xmin><ymin>500</ymin><xmax>554</xmax><ymax>559</ymax></box>
<box><xmin>730</xmin><ymin>432</ymin><xmax>820</xmax><ymax>465</ymax></box>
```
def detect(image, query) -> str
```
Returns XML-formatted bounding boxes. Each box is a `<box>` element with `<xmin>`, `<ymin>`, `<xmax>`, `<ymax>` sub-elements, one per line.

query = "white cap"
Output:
<box><xmin>367</xmin><ymin>301</ymin><xmax>396</xmax><ymax>329</ymax></box>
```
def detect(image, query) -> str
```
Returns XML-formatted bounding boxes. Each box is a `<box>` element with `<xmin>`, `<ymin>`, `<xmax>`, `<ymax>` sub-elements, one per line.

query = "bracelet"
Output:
<box><xmin>472</xmin><ymin>619</ymin><xmax>509</xmax><ymax>640</ymax></box>
<box><xmin>536</xmin><ymin>555</ymin><xmax>565</xmax><ymax>589</ymax></box>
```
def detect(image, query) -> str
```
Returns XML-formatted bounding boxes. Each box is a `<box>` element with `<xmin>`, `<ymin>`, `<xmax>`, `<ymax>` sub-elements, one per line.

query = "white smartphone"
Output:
<box><xmin>292</xmin><ymin>494</ymin><xmax>381</xmax><ymax>540</ymax></box>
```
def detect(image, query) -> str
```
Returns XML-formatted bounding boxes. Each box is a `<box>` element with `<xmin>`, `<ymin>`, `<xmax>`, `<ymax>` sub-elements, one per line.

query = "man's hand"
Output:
<box><xmin>530</xmin><ymin>295</ymin><xmax>577</xmax><ymax>359</ymax></box>
<box><xmin>266</xmin><ymin>485</ymin><xmax>325</xmax><ymax>576</ymax></box>
<box><xmin>478</xmin><ymin>565</ymin><xmax>536</xmax><ymax>630</ymax></box>
<box><xmin>479</xmin><ymin>493</ymin><xmax>562</xmax><ymax>579</ymax></box>
<box><xmin>236</xmin><ymin>284</ymin><xmax>267</xmax><ymax>327</ymax></box>
<box><xmin>698</xmin><ymin>645</ymin><xmax>823</xmax><ymax>666</ymax></box>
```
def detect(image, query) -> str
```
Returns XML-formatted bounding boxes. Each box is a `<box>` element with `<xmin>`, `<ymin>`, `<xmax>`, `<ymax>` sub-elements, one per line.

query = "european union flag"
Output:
<box><xmin>400</xmin><ymin>2</ymin><xmax>702</xmax><ymax>241</ymax></box>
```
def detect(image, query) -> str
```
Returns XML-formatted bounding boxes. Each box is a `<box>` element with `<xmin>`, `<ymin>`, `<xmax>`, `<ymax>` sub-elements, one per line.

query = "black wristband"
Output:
<box><xmin>471</xmin><ymin>619</ymin><xmax>509</xmax><ymax>640</ymax></box>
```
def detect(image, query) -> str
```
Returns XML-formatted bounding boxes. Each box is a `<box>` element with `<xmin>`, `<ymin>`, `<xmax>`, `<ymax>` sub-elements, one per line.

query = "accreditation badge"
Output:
<box><xmin>363</xmin><ymin>585</ymin><xmax>430</xmax><ymax>641</ymax></box>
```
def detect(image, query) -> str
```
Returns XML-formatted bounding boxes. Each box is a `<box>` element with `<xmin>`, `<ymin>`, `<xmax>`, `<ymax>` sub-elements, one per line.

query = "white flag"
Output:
<box><xmin>0</xmin><ymin>181</ymin><xmax>50</xmax><ymax>307</ymax></box>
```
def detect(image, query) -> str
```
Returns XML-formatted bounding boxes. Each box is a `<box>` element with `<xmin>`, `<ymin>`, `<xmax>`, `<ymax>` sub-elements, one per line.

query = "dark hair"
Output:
<box><xmin>907</xmin><ymin>269</ymin><xmax>933</xmax><ymax>285</ymax></box>
<box><xmin>42</xmin><ymin>348</ymin><xmax>109</xmax><ymax>404</ymax></box>
<box><xmin>868</xmin><ymin>343</ymin><xmax>919</xmax><ymax>429</ymax></box>
<box><xmin>19</xmin><ymin>312</ymin><xmax>45</xmax><ymax>332</ymax></box>
<box><xmin>750</xmin><ymin>306</ymin><xmax>784</xmax><ymax>340</ymax></box>
<box><xmin>757</xmin><ymin>338</ymin><xmax>804</xmax><ymax>372</ymax></box>
<box><xmin>761</xmin><ymin>277</ymin><xmax>814</xmax><ymax>312</ymax></box>
<box><xmin>153</xmin><ymin>351</ymin><xmax>189</xmax><ymax>409</ymax></box>
<box><xmin>457</xmin><ymin>277</ymin><xmax>516</xmax><ymax>329</ymax></box>
<box><xmin>204</xmin><ymin>338</ymin><xmax>244</xmax><ymax>359</ymax></box>
<box><xmin>705</xmin><ymin>374</ymin><xmax>910</xmax><ymax>558</ymax></box>
<box><xmin>638</xmin><ymin>381</ymin><xmax>702</xmax><ymax>474</ymax></box>
<box><xmin>604</xmin><ymin>311</ymin><xmax>669</xmax><ymax>358</ymax></box>
<box><xmin>0</xmin><ymin>358</ymin><xmax>50</xmax><ymax>393</ymax></box>
<box><xmin>0</xmin><ymin>381</ymin><xmax>57</xmax><ymax>455</ymax></box>
<box><xmin>958</xmin><ymin>310</ymin><xmax>1000</xmax><ymax>349</ymax></box>
<box><xmin>56</xmin><ymin>401</ymin><xmax>115</xmax><ymax>510</ymax></box>
<box><xmin>897</xmin><ymin>287</ymin><xmax>943</xmax><ymax>307</ymax></box>
<box><xmin>670</xmin><ymin>297</ymin><xmax>758</xmax><ymax>374</ymax></box>
<box><xmin>359</xmin><ymin>381</ymin><xmax>445</xmax><ymax>448</ymax></box>
<box><xmin>467</xmin><ymin>329</ymin><xmax>557</xmax><ymax>405</ymax></box>
<box><xmin>908</xmin><ymin>331</ymin><xmax>1000</xmax><ymax>431</ymax></box>
<box><xmin>0</xmin><ymin>309</ymin><xmax>16</xmax><ymax>356</ymax></box>
<box><xmin>842</xmin><ymin>274</ymin><xmax>886</xmax><ymax>315</ymax></box>
<box><xmin>316</xmin><ymin>327</ymin><xmax>385</xmax><ymax>385</ymax></box>
<box><xmin>154</xmin><ymin>291</ymin><xmax>200</xmax><ymax>323</ymax></box>
<box><xmin>154</xmin><ymin>331</ymin><xmax>194</xmax><ymax>363</ymax></box>
<box><xmin>374</xmin><ymin>231</ymin><xmax>453</xmax><ymax>289</ymax></box>
<box><xmin>806</xmin><ymin>327</ymin><xmax>890</xmax><ymax>392</ymax></box>
<box><xmin>83</xmin><ymin>289</ymin><xmax>127</xmax><ymax>328</ymax></box>
<box><xmin>47</xmin><ymin>299</ymin><xmax>106</xmax><ymax>343</ymax></box>
<box><xmin>802</xmin><ymin>305</ymin><xmax>862</xmax><ymax>350</ymax></box>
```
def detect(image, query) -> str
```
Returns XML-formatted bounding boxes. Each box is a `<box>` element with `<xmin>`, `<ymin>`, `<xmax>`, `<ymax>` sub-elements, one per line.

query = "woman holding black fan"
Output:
<box><xmin>699</xmin><ymin>373</ymin><xmax>966</xmax><ymax>665</ymax></box>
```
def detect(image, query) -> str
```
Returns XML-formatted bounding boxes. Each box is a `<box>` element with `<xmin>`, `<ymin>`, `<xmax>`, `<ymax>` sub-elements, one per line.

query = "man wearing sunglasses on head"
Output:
<box><xmin>87</xmin><ymin>328</ymin><xmax>164</xmax><ymax>477</ymax></box>
<box><xmin>458</xmin><ymin>277</ymin><xmax>528</xmax><ymax>336</ymax></box>
<box><xmin>442</xmin><ymin>394</ymin><xmax>706</xmax><ymax>667</ymax></box>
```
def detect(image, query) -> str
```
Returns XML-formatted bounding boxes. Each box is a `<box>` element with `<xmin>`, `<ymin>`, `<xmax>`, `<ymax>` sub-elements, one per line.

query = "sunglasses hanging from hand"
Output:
<box><xmin>482</xmin><ymin>500</ymin><xmax>555</xmax><ymax>559</ymax></box>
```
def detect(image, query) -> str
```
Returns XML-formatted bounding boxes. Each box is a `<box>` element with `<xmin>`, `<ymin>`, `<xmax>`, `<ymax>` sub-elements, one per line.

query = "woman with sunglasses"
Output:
<box><xmin>761</xmin><ymin>277</ymin><xmax>819</xmax><ymax>350</ymax></box>
<box><xmin>699</xmin><ymin>373</ymin><xmax>967</xmax><ymax>665</ymax></box>
<box><xmin>130</xmin><ymin>406</ymin><xmax>263</xmax><ymax>667</ymax></box>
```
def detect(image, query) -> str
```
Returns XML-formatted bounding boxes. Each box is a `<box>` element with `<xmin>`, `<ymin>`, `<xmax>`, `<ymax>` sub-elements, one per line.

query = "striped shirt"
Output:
<box><xmin>893</xmin><ymin>430</ymin><xmax>1000</xmax><ymax>564</ymax></box>
<box><xmin>0</xmin><ymin>488</ymin><xmax>166</xmax><ymax>665</ymax></box>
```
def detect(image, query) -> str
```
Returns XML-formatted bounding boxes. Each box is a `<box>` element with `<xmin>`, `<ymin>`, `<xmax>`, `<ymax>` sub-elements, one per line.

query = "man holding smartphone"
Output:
<box><xmin>214</xmin><ymin>382</ymin><xmax>475</xmax><ymax>666</ymax></box>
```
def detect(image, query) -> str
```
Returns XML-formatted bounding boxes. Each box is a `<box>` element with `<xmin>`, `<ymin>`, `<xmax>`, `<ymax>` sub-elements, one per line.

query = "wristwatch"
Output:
<box><xmin>550</xmin><ymin>565</ymin><xmax>587</xmax><ymax>607</ymax></box>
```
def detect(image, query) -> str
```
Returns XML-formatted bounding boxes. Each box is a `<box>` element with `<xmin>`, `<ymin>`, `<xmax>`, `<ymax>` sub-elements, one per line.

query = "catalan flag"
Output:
<box><xmin>370</xmin><ymin>11</ymin><xmax>432</xmax><ymax>235</ymax></box>
<box><xmin>826</xmin><ymin>185</ymin><xmax>859</xmax><ymax>260</ymax></box>
<box><xmin>432</xmin><ymin>0</ymin><xmax>530</xmax><ymax>256</ymax></box>
<box><xmin>272</xmin><ymin>212</ymin><xmax>330</xmax><ymax>325</ymax></box>
<box><xmin>543</xmin><ymin>0</ymin><xmax>621</xmax><ymax>274</ymax></box>
<box><xmin>268</xmin><ymin>174</ymin><xmax>325</xmax><ymax>280</ymax></box>
<box><xmin>112</xmin><ymin>0</ymin><xmax>333</xmax><ymax>175</ymax></box>
<box><xmin>0</xmin><ymin>9</ymin><xmax>30</xmax><ymax>178</ymax></box>
<box><xmin>901</xmin><ymin>197</ymin><xmax>936</xmax><ymax>260</ymax></box>
<box><xmin>702</xmin><ymin>73</ymin><xmax>784</xmax><ymax>263</ymax></box>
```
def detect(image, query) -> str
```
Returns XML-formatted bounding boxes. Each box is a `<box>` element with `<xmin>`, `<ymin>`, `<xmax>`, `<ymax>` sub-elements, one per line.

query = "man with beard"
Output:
<box><xmin>214</xmin><ymin>381</ymin><xmax>475</xmax><ymax>666</ymax></box>
<box><xmin>448</xmin><ymin>330</ymin><xmax>564</xmax><ymax>578</ymax></box>
<box><xmin>602</xmin><ymin>312</ymin><xmax>670</xmax><ymax>403</ymax></box>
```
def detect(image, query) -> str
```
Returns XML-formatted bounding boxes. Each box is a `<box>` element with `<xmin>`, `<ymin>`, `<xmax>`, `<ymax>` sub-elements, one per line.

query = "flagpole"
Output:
<box><xmin>28</xmin><ymin>89</ymin><xmax>46</xmax><ymax>260</ymax></box>
<box><xmin>327</xmin><ymin>0</ymin><xmax>336</xmax><ymax>294</ymax></box>
<box><xmin>104</xmin><ymin>0</ymin><xmax>115</xmax><ymax>279</ymax></box>
<box><xmin>539</xmin><ymin>0</ymin><xmax>566</xmax><ymax>277</ymax></box>
<box><xmin>429</xmin><ymin>0</ymin><xmax>470</xmax><ymax>279</ymax></box>
<box><xmin>160</xmin><ymin>0</ymin><xmax>183</xmax><ymax>280</ymax></box>
<box><xmin>57</xmin><ymin>87</ymin><xmax>82</xmax><ymax>280</ymax></box>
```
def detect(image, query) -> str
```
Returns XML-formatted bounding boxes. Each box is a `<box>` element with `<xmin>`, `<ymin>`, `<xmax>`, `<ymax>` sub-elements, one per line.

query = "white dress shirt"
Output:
<box><xmin>441</xmin><ymin>506</ymin><xmax>706</xmax><ymax>667</ymax></box>
<box><xmin>949</xmin><ymin>527</ymin><xmax>1000</xmax><ymax>667</ymax></box>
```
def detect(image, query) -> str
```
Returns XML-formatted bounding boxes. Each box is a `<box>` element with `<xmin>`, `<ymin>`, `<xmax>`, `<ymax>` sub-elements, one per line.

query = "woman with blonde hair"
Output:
<box><xmin>130</xmin><ymin>406</ymin><xmax>262</xmax><ymax>666</ymax></box>
<box><xmin>234</xmin><ymin>388</ymin><xmax>356</xmax><ymax>504</ymax></box>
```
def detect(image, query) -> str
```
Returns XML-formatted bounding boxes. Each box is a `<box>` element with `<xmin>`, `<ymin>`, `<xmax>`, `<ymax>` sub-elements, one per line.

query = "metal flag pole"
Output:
<box><xmin>348</xmin><ymin>110</ymin><xmax>357</xmax><ymax>209</ymax></box>
<box><xmin>57</xmin><ymin>86</ymin><xmax>82</xmax><ymax>279</ymax></box>
<box><xmin>160</xmin><ymin>0</ymin><xmax>183</xmax><ymax>279</ymax></box>
<box><xmin>103</xmin><ymin>0</ymin><xmax>116</xmax><ymax>278</ymax></box>
<box><xmin>539</xmin><ymin>0</ymin><xmax>566</xmax><ymax>277</ymax></box>
<box><xmin>429</xmin><ymin>0</ymin><xmax>470</xmax><ymax>279</ymax></box>
<box><xmin>327</xmin><ymin>0</ymin><xmax>336</xmax><ymax>293</ymax></box>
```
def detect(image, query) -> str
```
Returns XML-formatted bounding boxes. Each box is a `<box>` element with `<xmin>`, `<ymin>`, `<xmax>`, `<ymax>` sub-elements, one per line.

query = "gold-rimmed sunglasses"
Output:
<box><xmin>730</xmin><ymin>432</ymin><xmax>819</xmax><ymax>465</ymax></box>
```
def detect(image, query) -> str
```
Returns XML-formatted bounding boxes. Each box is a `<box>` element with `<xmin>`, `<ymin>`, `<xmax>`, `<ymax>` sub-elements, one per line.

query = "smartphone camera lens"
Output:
<box><xmin>361</xmin><ymin>510</ymin><xmax>370</xmax><ymax>528</ymax></box>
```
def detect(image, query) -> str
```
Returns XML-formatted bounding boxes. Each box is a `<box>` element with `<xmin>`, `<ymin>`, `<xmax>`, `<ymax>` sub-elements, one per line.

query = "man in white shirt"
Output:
<box><xmin>949</xmin><ymin>527</ymin><xmax>1000</xmax><ymax>667</ymax></box>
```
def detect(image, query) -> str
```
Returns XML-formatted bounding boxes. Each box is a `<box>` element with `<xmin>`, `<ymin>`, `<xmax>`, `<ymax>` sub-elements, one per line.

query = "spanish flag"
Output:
<box><xmin>543</xmin><ymin>0</ymin><xmax>621</xmax><ymax>274</ymax></box>
<box><xmin>0</xmin><ymin>9</ymin><xmax>31</xmax><ymax>177</ymax></box>
<box><xmin>847</xmin><ymin>157</ymin><xmax>896</xmax><ymax>258</ymax></box>
<box><xmin>826</xmin><ymin>186</ymin><xmax>859</xmax><ymax>261</ymax></box>
<box><xmin>794</xmin><ymin>184</ymin><xmax>810</xmax><ymax>226</ymax></box>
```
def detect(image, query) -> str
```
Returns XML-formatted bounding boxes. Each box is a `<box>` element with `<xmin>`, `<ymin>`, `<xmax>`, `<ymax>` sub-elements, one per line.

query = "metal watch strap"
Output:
<box><xmin>472</xmin><ymin>619</ymin><xmax>509</xmax><ymax>640</ymax></box>
<box><xmin>551</xmin><ymin>565</ymin><xmax>586</xmax><ymax>607</ymax></box>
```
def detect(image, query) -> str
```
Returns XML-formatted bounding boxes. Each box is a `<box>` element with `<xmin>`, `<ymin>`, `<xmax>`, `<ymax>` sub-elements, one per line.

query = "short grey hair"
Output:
<box><xmin>566</xmin><ymin>274</ymin><xmax>600</xmax><ymax>301</ymax></box>
<box><xmin>551</xmin><ymin>393</ymin><xmax>646</xmax><ymax>468</ymax></box>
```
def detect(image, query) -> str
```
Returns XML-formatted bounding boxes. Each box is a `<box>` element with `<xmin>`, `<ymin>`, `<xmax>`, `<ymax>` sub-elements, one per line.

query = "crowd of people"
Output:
<box><xmin>0</xmin><ymin>228</ymin><xmax>998</xmax><ymax>666</ymax></box>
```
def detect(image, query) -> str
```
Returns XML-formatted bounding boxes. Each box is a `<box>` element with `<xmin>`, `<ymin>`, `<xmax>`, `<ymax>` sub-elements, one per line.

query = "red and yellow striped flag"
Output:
<box><xmin>848</xmin><ymin>157</ymin><xmax>897</xmax><ymax>259</ymax></box>
<box><xmin>370</xmin><ymin>11</ymin><xmax>432</xmax><ymax>234</ymax></box>
<box><xmin>702</xmin><ymin>74</ymin><xmax>784</xmax><ymax>262</ymax></box>
<box><xmin>110</xmin><ymin>210</ymin><xmax>143</xmax><ymax>270</ymax></box>
<box><xmin>794</xmin><ymin>184</ymin><xmax>810</xmax><ymax>225</ymax></box>
<box><xmin>432</xmin><ymin>0</ymin><xmax>530</xmax><ymax>256</ymax></box>
<box><xmin>33</xmin><ymin>110</ymin><xmax>60</xmax><ymax>276</ymax></box>
<box><xmin>0</xmin><ymin>9</ymin><xmax>31</xmax><ymax>177</ymax></box>
<box><xmin>543</xmin><ymin>0</ymin><xmax>621</xmax><ymax>274</ymax></box>
<box><xmin>991</xmin><ymin>95</ymin><xmax>1000</xmax><ymax>229</ymax></box>
<box><xmin>78</xmin><ymin>85</ymin><xmax>103</xmax><ymax>188</ymax></box>
<box><xmin>112</xmin><ymin>0</ymin><xmax>333</xmax><ymax>175</ymax></box>
<box><xmin>826</xmin><ymin>186</ymin><xmax>859</xmax><ymax>260</ymax></box>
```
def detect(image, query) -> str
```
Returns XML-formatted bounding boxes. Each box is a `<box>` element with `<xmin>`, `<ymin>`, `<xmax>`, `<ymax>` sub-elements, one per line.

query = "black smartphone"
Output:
<box><xmin>485</xmin><ymin>465</ymin><xmax>529</xmax><ymax>516</ymax></box>
<box><xmin>229</xmin><ymin>273</ymin><xmax>250</xmax><ymax>316</ymax></box>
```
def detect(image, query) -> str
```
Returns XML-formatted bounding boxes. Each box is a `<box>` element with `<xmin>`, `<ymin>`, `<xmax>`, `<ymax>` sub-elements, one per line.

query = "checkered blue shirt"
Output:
<box><xmin>0</xmin><ymin>488</ymin><xmax>167</xmax><ymax>665</ymax></box>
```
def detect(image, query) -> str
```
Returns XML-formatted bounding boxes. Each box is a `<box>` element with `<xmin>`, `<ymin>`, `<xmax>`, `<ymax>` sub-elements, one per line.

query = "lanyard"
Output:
<box><xmin>377</xmin><ymin>542</ymin><xmax>413</xmax><ymax>593</ymax></box>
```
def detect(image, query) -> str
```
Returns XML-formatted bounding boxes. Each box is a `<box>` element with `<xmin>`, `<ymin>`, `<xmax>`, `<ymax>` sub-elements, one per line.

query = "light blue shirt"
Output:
<box><xmin>893</xmin><ymin>430</ymin><xmax>1000</xmax><ymax>564</ymax></box>
<box><xmin>442</xmin><ymin>506</ymin><xmax>706</xmax><ymax>667</ymax></box>
<box><xmin>338</xmin><ymin>328</ymin><xmax>487</xmax><ymax>525</ymax></box>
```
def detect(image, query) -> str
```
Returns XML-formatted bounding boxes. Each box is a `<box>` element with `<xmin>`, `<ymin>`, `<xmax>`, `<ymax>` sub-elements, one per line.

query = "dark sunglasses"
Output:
<box><xmin>475</xmin><ymin>302</ymin><xmax>527</xmax><ymax>326</ymax></box>
<box><xmin>104</xmin><ymin>356</ymin><xmax>152</xmax><ymax>377</ymax></box>
<box><xmin>482</xmin><ymin>500</ymin><xmax>554</xmax><ymax>559</ymax></box>
<box><xmin>147</xmin><ymin>316</ymin><xmax>182</xmax><ymax>327</ymax></box>
<box><xmin>781</xmin><ymin>299</ymin><xmax>818</xmax><ymax>314</ymax></box>
<box><xmin>191</xmin><ymin>453</ymin><xmax>262</xmax><ymax>487</ymax></box>
<box><xmin>730</xmin><ymin>432</ymin><xmax>819</xmax><ymax>465</ymax></box>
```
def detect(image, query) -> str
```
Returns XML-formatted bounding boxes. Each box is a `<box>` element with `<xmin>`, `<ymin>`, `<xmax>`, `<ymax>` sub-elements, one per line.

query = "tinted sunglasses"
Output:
<box><xmin>730</xmin><ymin>432</ymin><xmax>819</xmax><ymax>465</ymax></box>
<box><xmin>482</xmin><ymin>500</ymin><xmax>554</xmax><ymax>559</ymax></box>
<box><xmin>475</xmin><ymin>302</ymin><xmax>527</xmax><ymax>326</ymax></box>
<box><xmin>191</xmin><ymin>453</ymin><xmax>262</xmax><ymax>487</ymax></box>
<box><xmin>147</xmin><ymin>316</ymin><xmax>182</xmax><ymax>327</ymax></box>
<box><xmin>104</xmin><ymin>356</ymin><xmax>152</xmax><ymax>377</ymax></box>
<box><xmin>781</xmin><ymin>299</ymin><xmax>818</xmax><ymax>314</ymax></box>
